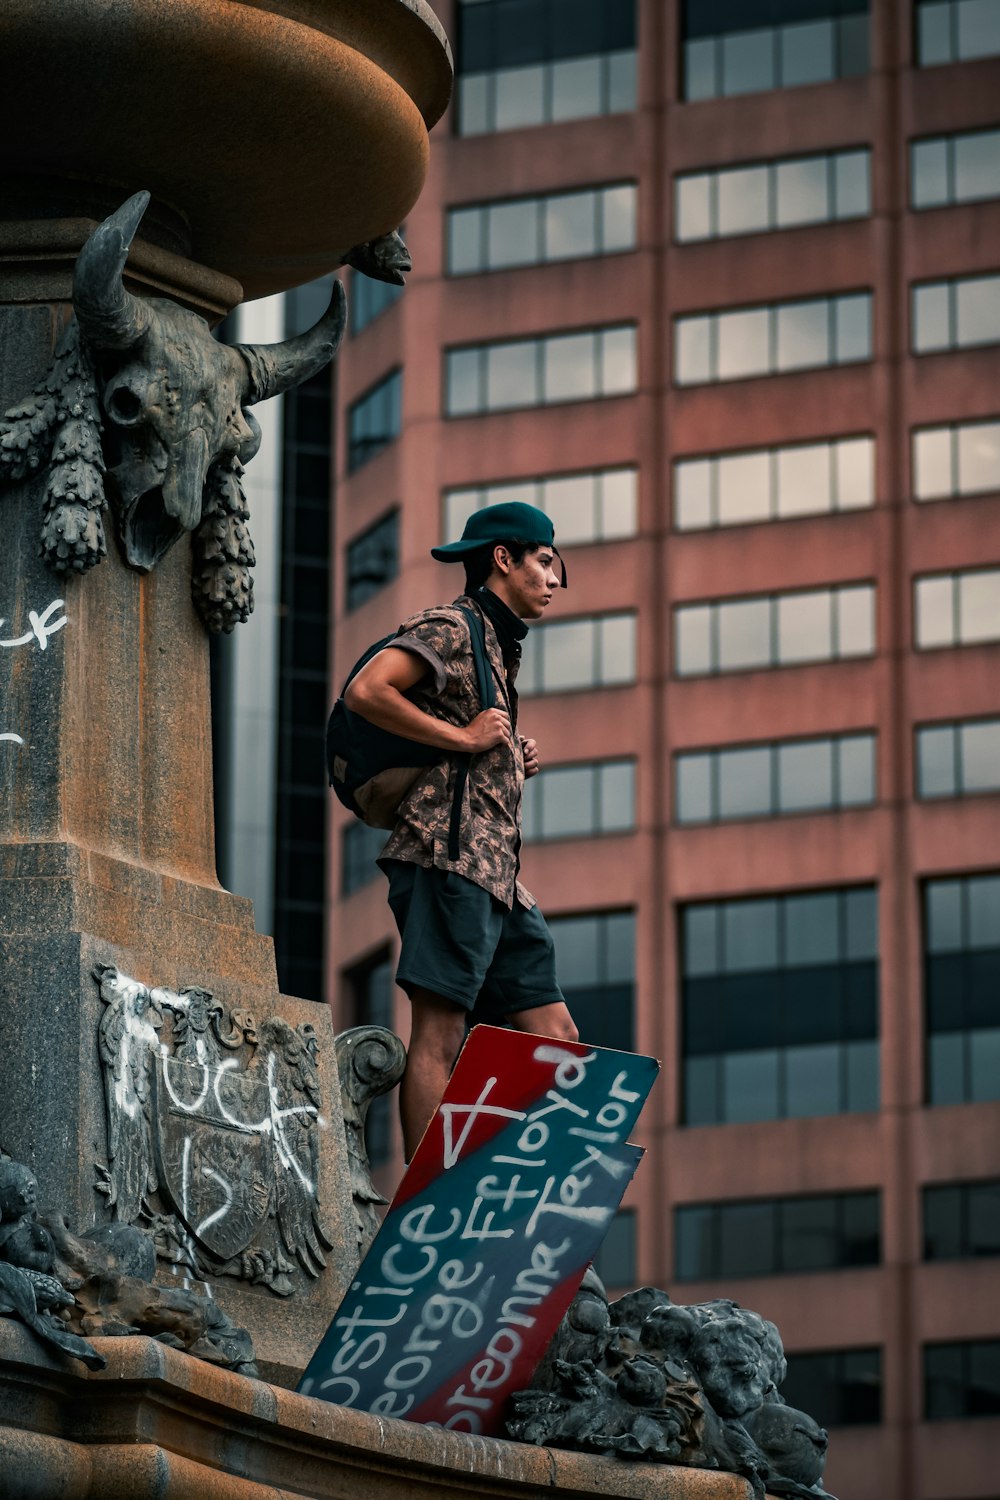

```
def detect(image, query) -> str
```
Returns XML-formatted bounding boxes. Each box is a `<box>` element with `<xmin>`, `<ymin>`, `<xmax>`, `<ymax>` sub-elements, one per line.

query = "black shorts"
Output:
<box><xmin>382</xmin><ymin>860</ymin><xmax>565</xmax><ymax>1022</ymax></box>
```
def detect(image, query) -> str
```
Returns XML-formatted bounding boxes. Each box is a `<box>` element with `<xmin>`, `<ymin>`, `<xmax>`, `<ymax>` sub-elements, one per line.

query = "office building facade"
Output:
<box><xmin>325</xmin><ymin>4</ymin><xmax>1000</xmax><ymax>1493</ymax></box>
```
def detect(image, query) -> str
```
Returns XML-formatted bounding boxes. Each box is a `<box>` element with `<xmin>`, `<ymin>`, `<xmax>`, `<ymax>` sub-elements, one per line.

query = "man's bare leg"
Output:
<box><xmin>401</xmin><ymin>988</ymin><xmax>467</xmax><ymax>1161</ymax></box>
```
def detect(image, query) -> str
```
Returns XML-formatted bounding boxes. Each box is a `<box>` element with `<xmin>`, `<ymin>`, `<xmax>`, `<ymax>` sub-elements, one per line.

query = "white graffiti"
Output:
<box><xmin>0</xmin><ymin>598</ymin><xmax>67</xmax><ymax>651</ymax></box>
<box><xmin>1</xmin><ymin>599</ymin><xmax>69</xmax><ymax>754</ymax></box>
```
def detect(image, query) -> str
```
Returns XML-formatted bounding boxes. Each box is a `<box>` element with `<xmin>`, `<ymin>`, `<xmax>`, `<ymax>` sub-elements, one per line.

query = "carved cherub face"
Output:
<box><xmin>0</xmin><ymin>1163</ymin><xmax>38</xmax><ymax>1219</ymax></box>
<box><xmin>692</xmin><ymin>1321</ymin><xmax>772</xmax><ymax>1417</ymax></box>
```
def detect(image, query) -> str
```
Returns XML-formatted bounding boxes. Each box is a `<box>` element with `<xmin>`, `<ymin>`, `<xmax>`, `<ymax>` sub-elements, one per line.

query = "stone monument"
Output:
<box><xmin>0</xmin><ymin>0</ymin><xmax>450</xmax><ymax>1394</ymax></box>
<box><xmin>0</xmin><ymin>5</ymin><xmax>830</xmax><ymax>1497</ymax></box>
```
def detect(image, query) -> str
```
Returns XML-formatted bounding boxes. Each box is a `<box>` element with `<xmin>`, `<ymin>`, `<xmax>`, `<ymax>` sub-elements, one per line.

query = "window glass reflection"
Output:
<box><xmin>960</xmin><ymin>721</ymin><xmax>1000</xmax><ymax>792</ymax></box>
<box><xmin>718</xmin><ymin>746</ymin><xmax>772</xmax><ymax>819</ymax></box>
<box><xmin>718</xmin><ymin>166</ymin><xmax>769</xmax><ymax>235</ymax></box>
<box><xmin>914</xmin><ymin>428</ymin><xmax>952</xmax><ymax>499</ymax></box>
<box><xmin>550</xmin><ymin>55</ymin><xmax>602</xmax><ymax>122</ymax></box>
<box><xmin>488</xmin><ymin>200</ymin><xmax>539</xmax><ymax>267</ymax></box>
<box><xmin>676</xmin><ymin>755</ymin><xmax>712</xmax><ymax>824</ymax></box>
<box><xmin>781</xmin><ymin>18</ymin><xmax>834</xmax><ymax>86</ymax></box>
<box><xmin>719</xmin><ymin>598</ymin><xmax>771</xmax><ymax>670</ymax></box>
<box><xmin>777</xmin><ymin>444</ymin><xmax>830</xmax><ymax>517</ymax></box>
<box><xmin>676</xmin><ymin>175</ymin><xmax>712</xmax><ymax>242</ymax></box>
<box><xmin>775</xmin><ymin>157</ymin><xmax>828</xmax><ymax>227</ymax></box>
<box><xmin>835</xmin><ymin>151</ymin><xmax>870</xmax><ymax>217</ymax></box>
<box><xmin>545</xmin><ymin>332</ymin><xmax>596</xmax><ymax>402</ymax></box>
<box><xmin>958</xmin><ymin>569</ymin><xmax>1000</xmax><ymax>643</ymax></box>
<box><xmin>487</xmin><ymin>341</ymin><xmax>537</xmax><ymax>409</ymax></box>
<box><xmin>494</xmin><ymin>64</ymin><xmax>545</xmax><ymax>130</ymax></box>
<box><xmin>777</xmin><ymin>740</ymin><xmax>833</xmax><ymax>811</ymax></box>
<box><xmin>779</xmin><ymin>298</ymin><xmax>833</xmax><ymax>369</ymax></box>
<box><xmin>675</xmin><ymin>460</ymin><xmax>712</xmax><ymax>529</ymax></box>
<box><xmin>958</xmin><ymin>421</ymin><xmax>1000</xmax><ymax>492</ymax></box>
<box><xmin>545</xmin><ymin>192</ymin><xmax>598</xmax><ymax>259</ymax></box>
<box><xmin>918</xmin><ymin>726</ymin><xmax>957</xmax><ymax>797</ymax></box>
<box><xmin>718</xmin><ymin>308</ymin><xmax>770</xmax><ymax>380</ymax></box>
<box><xmin>778</xmin><ymin>591</ymin><xmax>832</xmax><ymax>662</ymax></box>
<box><xmin>719</xmin><ymin>451</ymin><xmax>771</xmax><ymax>523</ymax></box>
<box><xmin>722</xmin><ymin>29</ymin><xmax>775</xmax><ymax>94</ymax></box>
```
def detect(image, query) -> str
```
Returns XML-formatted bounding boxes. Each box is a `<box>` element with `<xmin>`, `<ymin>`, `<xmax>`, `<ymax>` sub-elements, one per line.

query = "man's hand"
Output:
<box><xmin>520</xmin><ymin>736</ymin><xmax>540</xmax><ymax>777</ymax></box>
<box><xmin>461</xmin><ymin>708</ymin><xmax>512</xmax><ymax>754</ymax></box>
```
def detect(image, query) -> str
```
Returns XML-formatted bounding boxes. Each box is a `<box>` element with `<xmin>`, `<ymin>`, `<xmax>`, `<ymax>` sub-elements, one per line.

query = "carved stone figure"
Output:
<box><xmin>0</xmin><ymin>191</ymin><xmax>355</xmax><ymax>631</ymax></box>
<box><xmin>508</xmin><ymin>1281</ymin><xmax>836</xmax><ymax>1500</ymax></box>
<box><xmin>0</xmin><ymin>1159</ymin><xmax>105</xmax><ymax>1370</ymax></box>
<box><xmin>334</xmin><ymin>1025</ymin><xmax>407</xmax><ymax>1255</ymax></box>
<box><xmin>95</xmin><ymin>963</ymin><xmax>332</xmax><ymax>1297</ymax></box>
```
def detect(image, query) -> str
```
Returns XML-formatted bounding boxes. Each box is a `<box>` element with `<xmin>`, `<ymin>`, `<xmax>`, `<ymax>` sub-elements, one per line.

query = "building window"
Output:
<box><xmin>347</xmin><ymin>369</ymin><xmax>402</xmax><ymax>471</ymax></box>
<box><xmin>675</xmin><ymin>435</ymin><xmax>874</xmax><ymax>530</ymax></box>
<box><xmin>924</xmin><ymin>1180</ymin><xmax>1000</xmax><ymax>1260</ymax></box>
<box><xmin>681</xmin><ymin>887</ymin><xmax>879</xmax><ymax>1126</ymax></box>
<box><xmin>675</xmin><ymin>732</ymin><xmax>876</xmax><ymax>824</ymax></box>
<box><xmin>912</xmin><ymin>127</ymin><xmax>1000</xmax><ymax>209</ymax></box>
<box><xmin>519</xmin><ymin>613</ymin><xmax>636</xmax><ymax>697</ymax></box>
<box><xmin>446</xmin><ymin>326</ymin><xmax>636</xmax><ymax>416</ymax></box>
<box><xmin>925</xmin><ymin>1341</ymin><xmax>1000</xmax><ymax>1419</ymax></box>
<box><xmin>912</xmin><ymin>273</ymin><xmax>1000</xmax><ymax>354</ymax></box>
<box><xmin>345</xmin><ymin>511</ymin><xmax>399</xmax><ymax>612</ymax></box>
<box><xmin>455</xmin><ymin>0</ymin><xmax>636</xmax><ymax>137</ymax></box>
<box><xmin>350</xmin><ymin>270</ymin><xmax>403</xmax><ymax>336</ymax></box>
<box><xmin>448</xmin><ymin>183</ymin><xmax>637</xmax><ymax>275</ymax></box>
<box><xmin>681</xmin><ymin>0</ymin><xmax>869</xmax><ymax>102</ymax></box>
<box><xmin>782</xmin><ymin>1349</ymin><xmax>882</xmax><ymax>1427</ymax></box>
<box><xmin>273</xmin><ymin>282</ymin><xmax>335</xmax><ymax>1004</ymax></box>
<box><xmin>924</xmin><ymin>873</ymin><xmax>1000</xmax><ymax>1105</ymax></box>
<box><xmin>916</xmin><ymin>718</ymin><xmax>1000</xmax><ymax>798</ymax></box>
<box><xmin>345</xmin><ymin>948</ymin><xmax>396</xmax><ymax>1167</ymax></box>
<box><xmin>913</xmin><ymin>418</ymin><xmax>1000</xmax><ymax>502</ymax></box>
<box><xmin>445</xmin><ymin>467</ymin><xmax>637</xmax><ymax>550</ymax></box>
<box><xmin>549</xmin><ymin>910</ymin><xmax>635</xmax><ymax>1051</ymax></box>
<box><xmin>342</xmin><ymin>821</ymin><xmax>387</xmax><ymax>897</ymax></box>
<box><xmin>675</xmin><ymin>293</ymin><xmax>871</xmax><ymax>385</ymax></box>
<box><xmin>675</xmin><ymin>583</ymin><xmax>875</xmax><ymax>677</ymax></box>
<box><xmin>675</xmin><ymin>1191</ymin><xmax>880</xmax><ymax>1281</ymax></box>
<box><xmin>676</xmin><ymin>149</ymin><xmax>870</xmax><ymax>243</ymax></box>
<box><xmin>917</xmin><ymin>0</ymin><xmax>1000</xmax><ymax>65</ymax></box>
<box><xmin>593</xmin><ymin>1208</ymin><xmax>637</xmax><ymax>1289</ymax></box>
<box><xmin>522</xmin><ymin>759</ymin><xmax>635</xmax><ymax>841</ymax></box>
<box><xmin>914</xmin><ymin>568</ymin><xmax>1000</xmax><ymax>649</ymax></box>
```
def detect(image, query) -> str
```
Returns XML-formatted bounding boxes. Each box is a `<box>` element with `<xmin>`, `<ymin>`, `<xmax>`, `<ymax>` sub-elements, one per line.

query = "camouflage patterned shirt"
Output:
<box><xmin>377</xmin><ymin>595</ymin><xmax>535</xmax><ymax>910</ymax></box>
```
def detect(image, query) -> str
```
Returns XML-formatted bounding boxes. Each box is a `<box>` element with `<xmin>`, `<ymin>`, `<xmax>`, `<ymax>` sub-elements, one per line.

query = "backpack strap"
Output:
<box><xmin>447</xmin><ymin>606</ymin><xmax>497</xmax><ymax>861</ymax></box>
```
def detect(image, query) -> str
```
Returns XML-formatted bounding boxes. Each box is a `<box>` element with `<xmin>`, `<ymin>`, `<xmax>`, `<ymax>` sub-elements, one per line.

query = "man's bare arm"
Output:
<box><xmin>344</xmin><ymin>646</ymin><xmax>511</xmax><ymax>754</ymax></box>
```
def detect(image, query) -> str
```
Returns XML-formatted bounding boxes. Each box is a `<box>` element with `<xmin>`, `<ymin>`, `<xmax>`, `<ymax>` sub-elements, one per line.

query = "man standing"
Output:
<box><xmin>344</xmin><ymin>501</ymin><xmax>579</xmax><ymax>1158</ymax></box>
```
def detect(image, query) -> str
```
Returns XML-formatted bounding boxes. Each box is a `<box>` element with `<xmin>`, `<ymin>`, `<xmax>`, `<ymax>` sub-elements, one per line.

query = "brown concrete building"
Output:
<box><xmin>324</xmin><ymin>3</ymin><xmax>1000</xmax><ymax>1495</ymax></box>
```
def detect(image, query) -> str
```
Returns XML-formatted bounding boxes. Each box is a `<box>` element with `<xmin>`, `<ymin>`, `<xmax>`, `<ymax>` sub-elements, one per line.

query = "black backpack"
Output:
<box><xmin>326</xmin><ymin>606</ymin><xmax>496</xmax><ymax>857</ymax></box>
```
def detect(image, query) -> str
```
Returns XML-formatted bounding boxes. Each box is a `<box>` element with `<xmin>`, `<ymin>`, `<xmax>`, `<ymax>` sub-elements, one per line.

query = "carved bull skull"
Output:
<box><xmin>0</xmin><ymin>191</ymin><xmax>349</xmax><ymax>632</ymax></box>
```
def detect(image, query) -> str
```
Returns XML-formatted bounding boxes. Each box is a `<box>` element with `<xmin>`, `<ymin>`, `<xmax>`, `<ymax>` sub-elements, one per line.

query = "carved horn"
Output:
<box><xmin>72</xmin><ymin>191</ymin><xmax>152</xmax><ymax>350</ymax></box>
<box><xmin>237</xmin><ymin>278</ymin><xmax>347</xmax><ymax>405</ymax></box>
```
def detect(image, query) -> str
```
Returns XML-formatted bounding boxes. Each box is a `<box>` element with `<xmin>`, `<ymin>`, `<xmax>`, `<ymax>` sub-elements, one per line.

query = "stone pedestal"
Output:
<box><xmin>0</xmin><ymin>0</ymin><xmax>451</xmax><ymax>1389</ymax></box>
<box><xmin>0</xmin><ymin>1323</ymin><xmax>765</xmax><ymax>1500</ymax></box>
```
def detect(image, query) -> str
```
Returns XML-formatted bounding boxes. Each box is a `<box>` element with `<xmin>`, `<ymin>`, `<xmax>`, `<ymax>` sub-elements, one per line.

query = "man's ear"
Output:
<box><xmin>492</xmin><ymin>543</ymin><xmax>511</xmax><ymax>575</ymax></box>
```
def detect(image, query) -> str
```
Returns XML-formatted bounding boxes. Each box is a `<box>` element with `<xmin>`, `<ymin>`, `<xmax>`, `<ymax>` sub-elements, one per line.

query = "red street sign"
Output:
<box><xmin>299</xmin><ymin>1026</ymin><xmax>659</xmax><ymax>1434</ymax></box>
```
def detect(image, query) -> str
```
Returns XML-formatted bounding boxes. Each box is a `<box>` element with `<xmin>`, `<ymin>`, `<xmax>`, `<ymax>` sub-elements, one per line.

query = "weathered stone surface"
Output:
<box><xmin>0</xmin><ymin>0</ymin><xmax>452</xmax><ymax>300</ymax></box>
<box><xmin>0</xmin><ymin>1323</ymin><xmax>768</xmax><ymax>1500</ymax></box>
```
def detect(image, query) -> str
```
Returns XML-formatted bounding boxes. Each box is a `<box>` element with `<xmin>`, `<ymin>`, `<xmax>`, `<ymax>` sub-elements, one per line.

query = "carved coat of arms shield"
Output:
<box><xmin>152</xmin><ymin>1058</ymin><xmax>273</xmax><ymax>1260</ymax></box>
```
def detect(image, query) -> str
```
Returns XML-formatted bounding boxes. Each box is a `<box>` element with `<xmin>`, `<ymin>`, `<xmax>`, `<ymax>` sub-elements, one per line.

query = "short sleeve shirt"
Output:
<box><xmin>377</xmin><ymin>595</ymin><xmax>535</xmax><ymax>910</ymax></box>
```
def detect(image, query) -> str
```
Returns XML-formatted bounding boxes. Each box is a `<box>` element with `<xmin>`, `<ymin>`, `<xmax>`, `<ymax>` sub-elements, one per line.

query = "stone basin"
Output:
<box><xmin>0</xmin><ymin>0</ymin><xmax>453</xmax><ymax>298</ymax></box>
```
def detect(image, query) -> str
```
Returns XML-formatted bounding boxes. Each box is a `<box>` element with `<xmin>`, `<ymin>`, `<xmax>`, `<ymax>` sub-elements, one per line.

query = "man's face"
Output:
<box><xmin>495</xmin><ymin>545</ymin><xmax>561</xmax><ymax>620</ymax></box>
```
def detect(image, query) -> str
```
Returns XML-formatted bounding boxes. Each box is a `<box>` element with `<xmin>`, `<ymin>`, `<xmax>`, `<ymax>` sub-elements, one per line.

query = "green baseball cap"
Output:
<box><xmin>432</xmin><ymin>501</ymin><xmax>554</xmax><ymax>558</ymax></box>
<box><xmin>431</xmin><ymin>500</ymin><xmax>567</xmax><ymax>584</ymax></box>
